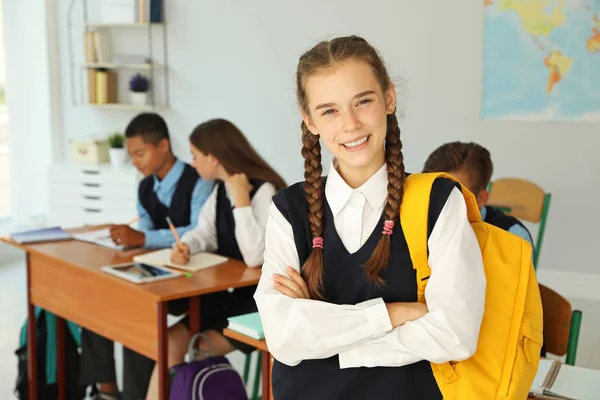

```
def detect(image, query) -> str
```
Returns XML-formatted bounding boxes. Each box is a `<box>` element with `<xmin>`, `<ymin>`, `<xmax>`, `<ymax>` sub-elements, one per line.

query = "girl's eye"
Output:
<box><xmin>357</xmin><ymin>99</ymin><xmax>372</xmax><ymax>106</ymax></box>
<box><xmin>322</xmin><ymin>109</ymin><xmax>336</xmax><ymax>116</ymax></box>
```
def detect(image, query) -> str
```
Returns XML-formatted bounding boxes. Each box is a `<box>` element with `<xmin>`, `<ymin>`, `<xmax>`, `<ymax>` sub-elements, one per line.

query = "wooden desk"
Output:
<box><xmin>223</xmin><ymin>328</ymin><xmax>272</xmax><ymax>400</ymax></box>
<box><xmin>1</xmin><ymin>236</ymin><xmax>262</xmax><ymax>400</ymax></box>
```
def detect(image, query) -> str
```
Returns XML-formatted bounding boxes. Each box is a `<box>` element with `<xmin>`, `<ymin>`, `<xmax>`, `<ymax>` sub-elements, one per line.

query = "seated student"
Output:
<box><xmin>422</xmin><ymin>141</ymin><xmax>535</xmax><ymax>255</ymax></box>
<box><xmin>80</xmin><ymin>112</ymin><xmax>214</xmax><ymax>400</ymax></box>
<box><xmin>145</xmin><ymin>118</ymin><xmax>286</xmax><ymax>400</ymax></box>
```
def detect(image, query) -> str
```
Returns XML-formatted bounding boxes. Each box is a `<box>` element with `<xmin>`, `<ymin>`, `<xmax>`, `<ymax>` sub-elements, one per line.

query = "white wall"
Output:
<box><xmin>49</xmin><ymin>1</ymin><xmax>600</xmax><ymax>275</ymax></box>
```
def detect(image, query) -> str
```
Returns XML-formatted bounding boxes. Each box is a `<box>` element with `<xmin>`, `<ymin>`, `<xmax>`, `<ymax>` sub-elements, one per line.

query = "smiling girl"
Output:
<box><xmin>253</xmin><ymin>36</ymin><xmax>486</xmax><ymax>400</ymax></box>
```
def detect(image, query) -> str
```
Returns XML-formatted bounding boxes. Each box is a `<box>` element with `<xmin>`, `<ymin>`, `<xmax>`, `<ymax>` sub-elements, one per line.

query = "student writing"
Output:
<box><xmin>145</xmin><ymin>118</ymin><xmax>286</xmax><ymax>400</ymax></box>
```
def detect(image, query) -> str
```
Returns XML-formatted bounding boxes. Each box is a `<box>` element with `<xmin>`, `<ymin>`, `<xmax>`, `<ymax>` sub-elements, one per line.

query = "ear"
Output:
<box><xmin>477</xmin><ymin>190</ymin><xmax>490</xmax><ymax>208</ymax></box>
<box><xmin>385</xmin><ymin>82</ymin><xmax>397</xmax><ymax>114</ymax></box>
<box><xmin>207</xmin><ymin>153</ymin><xmax>220</xmax><ymax>167</ymax></box>
<box><xmin>158</xmin><ymin>138</ymin><xmax>171</xmax><ymax>153</ymax></box>
<box><xmin>301</xmin><ymin>111</ymin><xmax>320</xmax><ymax>137</ymax></box>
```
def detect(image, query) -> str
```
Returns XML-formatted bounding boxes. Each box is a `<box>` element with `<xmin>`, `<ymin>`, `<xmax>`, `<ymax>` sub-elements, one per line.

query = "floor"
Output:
<box><xmin>0</xmin><ymin>253</ymin><xmax>255</xmax><ymax>399</ymax></box>
<box><xmin>1</xmin><ymin>254</ymin><xmax>599</xmax><ymax>398</ymax></box>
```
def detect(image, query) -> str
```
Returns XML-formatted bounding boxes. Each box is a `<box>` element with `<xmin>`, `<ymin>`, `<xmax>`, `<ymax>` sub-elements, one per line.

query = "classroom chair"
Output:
<box><xmin>539</xmin><ymin>284</ymin><xmax>582</xmax><ymax>366</ymax></box>
<box><xmin>487</xmin><ymin>178</ymin><xmax>551</xmax><ymax>270</ymax></box>
<box><xmin>243</xmin><ymin>351</ymin><xmax>262</xmax><ymax>400</ymax></box>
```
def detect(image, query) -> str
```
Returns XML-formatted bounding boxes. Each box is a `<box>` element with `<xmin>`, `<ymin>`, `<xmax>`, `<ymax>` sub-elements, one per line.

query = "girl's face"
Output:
<box><xmin>302</xmin><ymin>60</ymin><xmax>396</xmax><ymax>179</ymax></box>
<box><xmin>190</xmin><ymin>144</ymin><xmax>219</xmax><ymax>181</ymax></box>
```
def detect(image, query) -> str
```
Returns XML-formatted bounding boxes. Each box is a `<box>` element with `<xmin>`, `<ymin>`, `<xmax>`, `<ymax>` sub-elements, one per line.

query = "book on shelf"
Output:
<box><xmin>88</xmin><ymin>69</ymin><xmax>97</xmax><ymax>104</ymax></box>
<box><xmin>95</xmin><ymin>69</ymin><xmax>118</xmax><ymax>104</ymax></box>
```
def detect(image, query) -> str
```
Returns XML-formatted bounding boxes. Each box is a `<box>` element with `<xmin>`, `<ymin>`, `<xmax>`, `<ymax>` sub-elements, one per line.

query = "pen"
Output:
<box><xmin>128</xmin><ymin>212</ymin><xmax>148</xmax><ymax>226</ymax></box>
<box><xmin>166</xmin><ymin>216</ymin><xmax>186</xmax><ymax>252</ymax></box>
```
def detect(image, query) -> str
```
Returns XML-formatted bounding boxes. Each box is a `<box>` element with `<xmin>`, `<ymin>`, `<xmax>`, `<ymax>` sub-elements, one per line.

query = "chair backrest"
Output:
<box><xmin>539</xmin><ymin>284</ymin><xmax>572</xmax><ymax>357</ymax></box>
<box><xmin>488</xmin><ymin>178</ymin><xmax>551</xmax><ymax>268</ymax></box>
<box><xmin>488</xmin><ymin>178</ymin><xmax>546</xmax><ymax>223</ymax></box>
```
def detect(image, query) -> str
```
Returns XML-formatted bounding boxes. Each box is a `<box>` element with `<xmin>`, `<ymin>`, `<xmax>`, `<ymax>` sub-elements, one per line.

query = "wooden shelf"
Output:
<box><xmin>80</xmin><ymin>62</ymin><xmax>164</xmax><ymax>70</ymax></box>
<box><xmin>81</xmin><ymin>103</ymin><xmax>166</xmax><ymax>111</ymax></box>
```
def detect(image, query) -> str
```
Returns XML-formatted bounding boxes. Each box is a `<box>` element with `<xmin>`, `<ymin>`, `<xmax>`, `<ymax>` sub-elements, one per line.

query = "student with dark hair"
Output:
<box><xmin>423</xmin><ymin>141</ymin><xmax>535</xmax><ymax>255</ymax></box>
<box><xmin>80</xmin><ymin>112</ymin><xmax>213</xmax><ymax>400</ymax></box>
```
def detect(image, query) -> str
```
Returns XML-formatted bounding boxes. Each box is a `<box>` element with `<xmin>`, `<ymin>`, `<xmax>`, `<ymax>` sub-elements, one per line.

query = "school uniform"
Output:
<box><xmin>79</xmin><ymin>159</ymin><xmax>213</xmax><ymax>400</ymax></box>
<box><xmin>481</xmin><ymin>205</ymin><xmax>536</xmax><ymax>259</ymax></box>
<box><xmin>254</xmin><ymin>162</ymin><xmax>486</xmax><ymax>400</ymax></box>
<box><xmin>181</xmin><ymin>179</ymin><xmax>277</xmax><ymax>351</ymax></box>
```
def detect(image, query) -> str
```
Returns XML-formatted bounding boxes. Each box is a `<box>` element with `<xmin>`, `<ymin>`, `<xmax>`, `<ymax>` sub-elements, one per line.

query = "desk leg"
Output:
<box><xmin>261</xmin><ymin>350</ymin><xmax>271</xmax><ymax>400</ymax></box>
<box><xmin>158</xmin><ymin>302</ymin><xmax>169</xmax><ymax>400</ymax></box>
<box><xmin>26</xmin><ymin>253</ymin><xmax>38</xmax><ymax>400</ymax></box>
<box><xmin>56</xmin><ymin>316</ymin><xmax>66</xmax><ymax>400</ymax></box>
<box><xmin>189</xmin><ymin>296</ymin><xmax>200</xmax><ymax>334</ymax></box>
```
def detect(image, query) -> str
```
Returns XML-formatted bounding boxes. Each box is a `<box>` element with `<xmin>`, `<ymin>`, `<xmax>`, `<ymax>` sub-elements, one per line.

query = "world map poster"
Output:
<box><xmin>482</xmin><ymin>0</ymin><xmax>600</xmax><ymax>121</ymax></box>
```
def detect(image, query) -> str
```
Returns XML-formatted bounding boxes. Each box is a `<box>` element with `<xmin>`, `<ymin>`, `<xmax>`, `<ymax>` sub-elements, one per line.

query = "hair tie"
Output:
<box><xmin>382</xmin><ymin>220</ymin><xmax>395</xmax><ymax>236</ymax></box>
<box><xmin>312</xmin><ymin>237</ymin><xmax>324</xmax><ymax>249</ymax></box>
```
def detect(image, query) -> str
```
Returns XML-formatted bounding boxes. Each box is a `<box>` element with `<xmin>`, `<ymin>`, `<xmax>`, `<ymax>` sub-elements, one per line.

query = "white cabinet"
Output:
<box><xmin>47</xmin><ymin>164</ymin><xmax>142</xmax><ymax>228</ymax></box>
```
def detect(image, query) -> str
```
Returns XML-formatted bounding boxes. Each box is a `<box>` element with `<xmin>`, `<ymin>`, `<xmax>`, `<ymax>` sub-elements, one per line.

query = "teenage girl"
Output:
<box><xmin>254</xmin><ymin>36</ymin><xmax>486</xmax><ymax>400</ymax></box>
<box><xmin>146</xmin><ymin>118</ymin><xmax>286</xmax><ymax>400</ymax></box>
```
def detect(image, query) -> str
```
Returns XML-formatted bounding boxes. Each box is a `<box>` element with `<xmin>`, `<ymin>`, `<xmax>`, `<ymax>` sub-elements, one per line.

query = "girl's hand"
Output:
<box><xmin>273</xmin><ymin>267</ymin><xmax>310</xmax><ymax>299</ymax></box>
<box><xmin>225</xmin><ymin>173</ymin><xmax>253</xmax><ymax>208</ymax></box>
<box><xmin>171</xmin><ymin>243</ymin><xmax>190</xmax><ymax>265</ymax></box>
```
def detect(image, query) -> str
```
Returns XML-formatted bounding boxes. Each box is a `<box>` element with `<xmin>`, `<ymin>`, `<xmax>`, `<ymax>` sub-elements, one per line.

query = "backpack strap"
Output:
<box><xmin>402</xmin><ymin>172</ymin><xmax>481</xmax><ymax>301</ymax></box>
<box><xmin>401</xmin><ymin>172</ymin><xmax>481</xmax><ymax>384</ymax></box>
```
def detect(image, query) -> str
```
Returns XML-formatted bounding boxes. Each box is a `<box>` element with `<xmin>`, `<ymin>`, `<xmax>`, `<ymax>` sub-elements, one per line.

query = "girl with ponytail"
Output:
<box><xmin>254</xmin><ymin>36</ymin><xmax>485</xmax><ymax>400</ymax></box>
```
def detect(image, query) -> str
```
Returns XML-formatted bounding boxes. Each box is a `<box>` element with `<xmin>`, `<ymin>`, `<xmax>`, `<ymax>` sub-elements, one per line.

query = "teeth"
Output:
<box><xmin>343</xmin><ymin>137</ymin><xmax>368</xmax><ymax>148</ymax></box>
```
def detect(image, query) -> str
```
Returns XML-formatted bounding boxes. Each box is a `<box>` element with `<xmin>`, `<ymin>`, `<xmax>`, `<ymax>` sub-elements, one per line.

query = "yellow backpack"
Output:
<box><xmin>401</xmin><ymin>172</ymin><xmax>543</xmax><ymax>399</ymax></box>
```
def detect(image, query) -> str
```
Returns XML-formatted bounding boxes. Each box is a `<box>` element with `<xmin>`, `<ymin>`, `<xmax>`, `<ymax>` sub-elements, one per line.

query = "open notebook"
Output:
<box><xmin>530</xmin><ymin>359</ymin><xmax>600</xmax><ymax>399</ymax></box>
<box><xmin>133</xmin><ymin>248</ymin><xmax>228</xmax><ymax>272</ymax></box>
<box><xmin>72</xmin><ymin>228</ymin><xmax>126</xmax><ymax>250</ymax></box>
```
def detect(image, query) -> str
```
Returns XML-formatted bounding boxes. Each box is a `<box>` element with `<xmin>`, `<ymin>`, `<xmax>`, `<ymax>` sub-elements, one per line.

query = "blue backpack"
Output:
<box><xmin>169</xmin><ymin>333</ymin><xmax>248</xmax><ymax>400</ymax></box>
<box><xmin>14</xmin><ymin>308</ymin><xmax>87</xmax><ymax>400</ymax></box>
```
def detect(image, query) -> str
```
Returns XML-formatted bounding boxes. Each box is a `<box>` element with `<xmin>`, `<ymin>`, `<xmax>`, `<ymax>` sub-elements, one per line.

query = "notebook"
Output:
<box><xmin>530</xmin><ymin>359</ymin><xmax>600</xmax><ymax>399</ymax></box>
<box><xmin>10</xmin><ymin>226</ymin><xmax>72</xmax><ymax>244</ymax></box>
<box><xmin>133</xmin><ymin>248</ymin><xmax>228</xmax><ymax>272</ymax></box>
<box><xmin>72</xmin><ymin>228</ymin><xmax>127</xmax><ymax>250</ymax></box>
<box><xmin>227</xmin><ymin>312</ymin><xmax>264</xmax><ymax>340</ymax></box>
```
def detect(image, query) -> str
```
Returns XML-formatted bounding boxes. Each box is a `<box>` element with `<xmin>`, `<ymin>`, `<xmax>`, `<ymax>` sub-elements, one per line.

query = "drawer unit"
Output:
<box><xmin>48</xmin><ymin>164</ymin><xmax>142</xmax><ymax>228</ymax></box>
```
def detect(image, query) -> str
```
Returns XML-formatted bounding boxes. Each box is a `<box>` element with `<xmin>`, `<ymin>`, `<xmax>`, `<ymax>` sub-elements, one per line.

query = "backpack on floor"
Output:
<box><xmin>14</xmin><ymin>308</ymin><xmax>87</xmax><ymax>400</ymax></box>
<box><xmin>170</xmin><ymin>333</ymin><xmax>249</xmax><ymax>400</ymax></box>
<box><xmin>401</xmin><ymin>173</ymin><xmax>543</xmax><ymax>400</ymax></box>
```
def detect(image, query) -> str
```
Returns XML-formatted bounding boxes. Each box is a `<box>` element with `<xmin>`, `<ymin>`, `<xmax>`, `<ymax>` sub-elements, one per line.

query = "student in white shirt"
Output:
<box><xmin>253</xmin><ymin>35</ymin><xmax>486</xmax><ymax>400</ymax></box>
<box><xmin>145</xmin><ymin>118</ymin><xmax>286</xmax><ymax>400</ymax></box>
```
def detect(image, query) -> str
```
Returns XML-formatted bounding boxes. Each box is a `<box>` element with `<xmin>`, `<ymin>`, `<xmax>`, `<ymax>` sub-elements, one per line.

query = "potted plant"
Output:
<box><xmin>107</xmin><ymin>132</ymin><xmax>127</xmax><ymax>168</ymax></box>
<box><xmin>129</xmin><ymin>73</ymin><xmax>150</xmax><ymax>105</ymax></box>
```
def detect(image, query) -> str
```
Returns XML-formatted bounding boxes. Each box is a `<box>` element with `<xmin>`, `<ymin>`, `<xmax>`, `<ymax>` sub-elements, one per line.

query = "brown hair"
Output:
<box><xmin>189</xmin><ymin>119</ymin><xmax>287</xmax><ymax>190</ymax></box>
<box><xmin>297</xmin><ymin>35</ymin><xmax>406</xmax><ymax>299</ymax></box>
<box><xmin>423</xmin><ymin>141</ymin><xmax>493</xmax><ymax>193</ymax></box>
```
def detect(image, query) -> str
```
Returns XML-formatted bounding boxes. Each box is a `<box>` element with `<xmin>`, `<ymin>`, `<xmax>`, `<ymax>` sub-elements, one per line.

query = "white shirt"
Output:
<box><xmin>254</xmin><ymin>161</ymin><xmax>486</xmax><ymax>368</ymax></box>
<box><xmin>181</xmin><ymin>182</ymin><xmax>277</xmax><ymax>267</ymax></box>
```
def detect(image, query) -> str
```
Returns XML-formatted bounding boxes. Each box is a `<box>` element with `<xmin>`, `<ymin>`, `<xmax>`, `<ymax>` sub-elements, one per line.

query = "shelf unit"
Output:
<box><xmin>66</xmin><ymin>1</ymin><xmax>169</xmax><ymax>110</ymax></box>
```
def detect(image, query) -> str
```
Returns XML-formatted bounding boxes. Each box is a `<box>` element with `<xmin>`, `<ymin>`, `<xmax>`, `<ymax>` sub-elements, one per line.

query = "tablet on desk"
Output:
<box><xmin>101</xmin><ymin>262</ymin><xmax>182</xmax><ymax>284</ymax></box>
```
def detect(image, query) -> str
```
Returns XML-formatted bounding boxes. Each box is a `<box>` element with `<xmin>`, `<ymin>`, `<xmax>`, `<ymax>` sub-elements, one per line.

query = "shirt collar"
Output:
<box><xmin>153</xmin><ymin>158</ymin><xmax>185</xmax><ymax>193</ymax></box>
<box><xmin>480</xmin><ymin>205</ymin><xmax>487</xmax><ymax>220</ymax></box>
<box><xmin>325</xmin><ymin>159</ymin><xmax>388</xmax><ymax>217</ymax></box>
